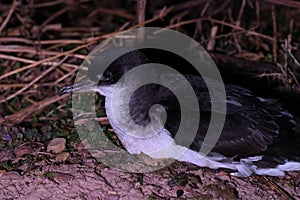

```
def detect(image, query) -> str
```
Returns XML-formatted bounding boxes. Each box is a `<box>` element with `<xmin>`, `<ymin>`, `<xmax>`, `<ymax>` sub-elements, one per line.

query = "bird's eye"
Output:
<box><xmin>103</xmin><ymin>71</ymin><xmax>113</xmax><ymax>79</ymax></box>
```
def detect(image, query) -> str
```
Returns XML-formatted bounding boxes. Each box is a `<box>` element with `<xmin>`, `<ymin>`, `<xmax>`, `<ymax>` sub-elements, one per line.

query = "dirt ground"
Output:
<box><xmin>1</xmin><ymin>161</ymin><xmax>299</xmax><ymax>199</ymax></box>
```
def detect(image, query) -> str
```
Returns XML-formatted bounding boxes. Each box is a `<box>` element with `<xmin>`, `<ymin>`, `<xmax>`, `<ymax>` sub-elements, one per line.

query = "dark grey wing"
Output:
<box><xmin>210</xmin><ymin>84</ymin><xmax>280</xmax><ymax>157</ymax></box>
<box><xmin>154</xmin><ymin>74</ymin><xmax>296</xmax><ymax>158</ymax></box>
<box><xmin>129</xmin><ymin>84</ymin><xmax>160</xmax><ymax>126</ymax></box>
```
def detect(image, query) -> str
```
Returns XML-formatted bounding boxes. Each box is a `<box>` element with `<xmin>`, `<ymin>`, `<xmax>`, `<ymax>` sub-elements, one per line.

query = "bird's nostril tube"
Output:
<box><xmin>58</xmin><ymin>86</ymin><xmax>73</xmax><ymax>96</ymax></box>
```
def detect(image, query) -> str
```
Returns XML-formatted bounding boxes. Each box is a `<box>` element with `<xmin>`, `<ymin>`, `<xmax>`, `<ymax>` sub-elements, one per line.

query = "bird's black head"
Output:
<box><xmin>88</xmin><ymin>48</ymin><xmax>150</xmax><ymax>87</ymax></box>
<box><xmin>58</xmin><ymin>48</ymin><xmax>149</xmax><ymax>96</ymax></box>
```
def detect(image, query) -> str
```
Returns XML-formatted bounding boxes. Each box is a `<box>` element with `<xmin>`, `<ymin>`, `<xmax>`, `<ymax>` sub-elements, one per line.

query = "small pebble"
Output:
<box><xmin>176</xmin><ymin>189</ymin><xmax>184</xmax><ymax>197</ymax></box>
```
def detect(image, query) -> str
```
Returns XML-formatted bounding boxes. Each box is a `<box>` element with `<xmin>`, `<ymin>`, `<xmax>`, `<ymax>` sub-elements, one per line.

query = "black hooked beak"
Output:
<box><xmin>58</xmin><ymin>77</ymin><xmax>97</xmax><ymax>96</ymax></box>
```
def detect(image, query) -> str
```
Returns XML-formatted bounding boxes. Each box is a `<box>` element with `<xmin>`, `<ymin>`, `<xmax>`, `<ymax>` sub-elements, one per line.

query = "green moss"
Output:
<box><xmin>43</xmin><ymin>171</ymin><xmax>55</xmax><ymax>180</ymax></box>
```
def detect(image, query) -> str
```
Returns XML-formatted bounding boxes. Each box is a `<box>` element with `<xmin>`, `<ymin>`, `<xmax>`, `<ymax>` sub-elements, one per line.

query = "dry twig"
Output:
<box><xmin>0</xmin><ymin>0</ymin><xmax>17</xmax><ymax>34</ymax></box>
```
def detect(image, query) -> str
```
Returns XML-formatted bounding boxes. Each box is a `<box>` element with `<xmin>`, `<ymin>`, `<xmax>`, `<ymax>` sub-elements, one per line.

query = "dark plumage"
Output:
<box><xmin>58</xmin><ymin>48</ymin><xmax>300</xmax><ymax>176</ymax></box>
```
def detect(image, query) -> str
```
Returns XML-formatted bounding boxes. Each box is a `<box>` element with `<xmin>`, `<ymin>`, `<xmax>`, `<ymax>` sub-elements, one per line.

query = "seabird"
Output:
<box><xmin>58</xmin><ymin>48</ymin><xmax>300</xmax><ymax>176</ymax></box>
